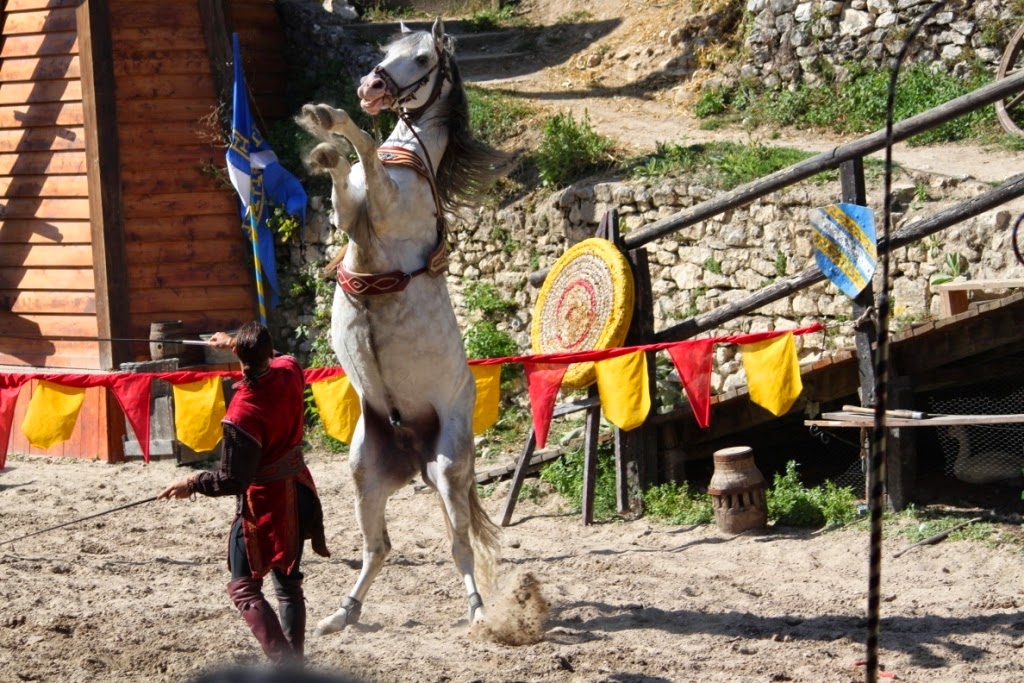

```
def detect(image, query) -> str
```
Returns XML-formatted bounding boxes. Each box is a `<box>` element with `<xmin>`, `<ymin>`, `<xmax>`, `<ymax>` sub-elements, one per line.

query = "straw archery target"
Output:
<box><xmin>531</xmin><ymin>238</ymin><xmax>635</xmax><ymax>389</ymax></box>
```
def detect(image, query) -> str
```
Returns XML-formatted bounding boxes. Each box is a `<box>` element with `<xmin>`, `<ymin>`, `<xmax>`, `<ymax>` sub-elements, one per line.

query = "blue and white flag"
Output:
<box><xmin>809</xmin><ymin>203</ymin><xmax>877</xmax><ymax>299</ymax></box>
<box><xmin>226</xmin><ymin>33</ymin><xmax>306</xmax><ymax>310</ymax></box>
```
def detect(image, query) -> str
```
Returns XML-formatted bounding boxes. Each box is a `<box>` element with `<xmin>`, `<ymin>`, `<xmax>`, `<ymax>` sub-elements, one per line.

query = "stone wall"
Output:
<box><xmin>741</xmin><ymin>0</ymin><xmax>1016</xmax><ymax>89</ymax></box>
<box><xmin>280</xmin><ymin>161</ymin><xmax>1021</xmax><ymax>395</ymax></box>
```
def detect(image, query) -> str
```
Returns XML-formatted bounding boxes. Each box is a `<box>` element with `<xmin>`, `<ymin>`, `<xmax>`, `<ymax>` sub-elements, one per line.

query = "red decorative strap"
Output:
<box><xmin>377</xmin><ymin>146</ymin><xmax>430</xmax><ymax>178</ymax></box>
<box><xmin>378</xmin><ymin>145</ymin><xmax>448</xmax><ymax>277</ymax></box>
<box><xmin>338</xmin><ymin>262</ymin><xmax>428</xmax><ymax>296</ymax></box>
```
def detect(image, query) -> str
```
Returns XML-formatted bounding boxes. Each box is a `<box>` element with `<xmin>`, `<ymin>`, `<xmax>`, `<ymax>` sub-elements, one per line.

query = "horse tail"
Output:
<box><xmin>468</xmin><ymin>483</ymin><xmax>501</xmax><ymax>595</ymax></box>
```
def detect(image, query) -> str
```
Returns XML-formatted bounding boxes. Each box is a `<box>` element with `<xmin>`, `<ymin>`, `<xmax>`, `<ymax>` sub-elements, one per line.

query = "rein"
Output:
<box><xmin>333</xmin><ymin>41</ymin><xmax>452</xmax><ymax>297</ymax></box>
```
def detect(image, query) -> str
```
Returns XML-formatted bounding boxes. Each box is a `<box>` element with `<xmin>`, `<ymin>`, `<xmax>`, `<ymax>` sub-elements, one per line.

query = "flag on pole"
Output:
<box><xmin>226</xmin><ymin>34</ymin><xmax>307</xmax><ymax>317</ymax></box>
<box><xmin>809</xmin><ymin>203</ymin><xmax>877</xmax><ymax>299</ymax></box>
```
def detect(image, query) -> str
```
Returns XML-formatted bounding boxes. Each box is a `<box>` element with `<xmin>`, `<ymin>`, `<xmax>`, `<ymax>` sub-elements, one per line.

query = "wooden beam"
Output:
<box><xmin>77</xmin><ymin>0</ymin><xmax>129</xmax><ymax>369</ymax></box>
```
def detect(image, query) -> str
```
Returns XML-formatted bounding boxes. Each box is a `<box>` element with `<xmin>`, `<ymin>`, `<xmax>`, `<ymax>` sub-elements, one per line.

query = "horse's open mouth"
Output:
<box><xmin>360</xmin><ymin>95</ymin><xmax>393</xmax><ymax>116</ymax></box>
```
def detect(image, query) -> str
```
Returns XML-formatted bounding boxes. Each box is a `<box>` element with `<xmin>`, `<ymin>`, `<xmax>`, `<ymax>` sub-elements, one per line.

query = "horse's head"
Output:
<box><xmin>358</xmin><ymin>17</ymin><xmax>451</xmax><ymax>118</ymax></box>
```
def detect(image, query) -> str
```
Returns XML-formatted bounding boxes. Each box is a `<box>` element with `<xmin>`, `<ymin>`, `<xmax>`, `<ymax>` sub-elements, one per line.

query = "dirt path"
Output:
<box><xmin>473</xmin><ymin>0</ymin><xmax>1022</xmax><ymax>188</ymax></box>
<box><xmin>2</xmin><ymin>453</ymin><xmax>1023</xmax><ymax>683</ymax></box>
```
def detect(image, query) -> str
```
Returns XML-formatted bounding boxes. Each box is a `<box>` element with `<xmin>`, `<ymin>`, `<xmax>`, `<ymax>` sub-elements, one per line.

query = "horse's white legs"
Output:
<box><xmin>428</xmin><ymin>423</ymin><xmax>498</xmax><ymax>624</ymax></box>
<box><xmin>307</xmin><ymin>142</ymin><xmax>359</xmax><ymax>232</ymax></box>
<box><xmin>315</xmin><ymin>424</ymin><xmax>407</xmax><ymax>637</ymax></box>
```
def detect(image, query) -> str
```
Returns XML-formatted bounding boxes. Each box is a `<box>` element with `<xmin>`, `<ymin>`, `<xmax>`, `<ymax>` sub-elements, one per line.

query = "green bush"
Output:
<box><xmin>464</xmin><ymin>282</ymin><xmax>517</xmax><ymax>318</ymax></box>
<box><xmin>693</xmin><ymin>87</ymin><xmax>729</xmax><ymax>118</ymax></box>
<box><xmin>643</xmin><ymin>481</ymin><xmax>714</xmax><ymax>524</ymax></box>
<box><xmin>464</xmin><ymin>320</ymin><xmax>518</xmax><ymax>360</ymax></box>
<box><xmin>466</xmin><ymin>85</ymin><xmax>532</xmax><ymax>147</ymax></box>
<box><xmin>767</xmin><ymin>461</ymin><xmax>857</xmax><ymax>528</ymax></box>
<box><xmin>535</xmin><ymin>111</ymin><xmax>615</xmax><ymax>187</ymax></box>
<box><xmin>540</xmin><ymin>442</ymin><xmax>619</xmax><ymax>520</ymax></box>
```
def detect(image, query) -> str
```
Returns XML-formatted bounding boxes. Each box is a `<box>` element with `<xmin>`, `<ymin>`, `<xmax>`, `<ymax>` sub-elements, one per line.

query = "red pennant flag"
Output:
<box><xmin>0</xmin><ymin>376</ymin><xmax>27</xmax><ymax>469</ymax></box>
<box><xmin>524</xmin><ymin>363</ymin><xmax>568</xmax><ymax>449</ymax></box>
<box><xmin>667</xmin><ymin>339</ymin><xmax>715</xmax><ymax>429</ymax></box>
<box><xmin>110</xmin><ymin>375</ymin><xmax>153</xmax><ymax>463</ymax></box>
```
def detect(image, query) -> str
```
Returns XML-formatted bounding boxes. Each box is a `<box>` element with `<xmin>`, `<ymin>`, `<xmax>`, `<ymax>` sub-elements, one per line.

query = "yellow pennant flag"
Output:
<box><xmin>173</xmin><ymin>377</ymin><xmax>226</xmax><ymax>452</ymax></box>
<box><xmin>470</xmin><ymin>364</ymin><xmax>502</xmax><ymax>435</ymax></box>
<box><xmin>741</xmin><ymin>333</ymin><xmax>803</xmax><ymax>416</ymax></box>
<box><xmin>310</xmin><ymin>374</ymin><xmax>361</xmax><ymax>444</ymax></box>
<box><xmin>595</xmin><ymin>351</ymin><xmax>650</xmax><ymax>431</ymax></box>
<box><xmin>21</xmin><ymin>381</ymin><xmax>86</xmax><ymax>450</ymax></box>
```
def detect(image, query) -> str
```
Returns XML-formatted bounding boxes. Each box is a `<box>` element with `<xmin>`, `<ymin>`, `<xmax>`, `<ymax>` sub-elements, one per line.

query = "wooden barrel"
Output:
<box><xmin>149</xmin><ymin>320</ymin><xmax>186</xmax><ymax>361</ymax></box>
<box><xmin>707</xmin><ymin>446</ymin><xmax>768</xmax><ymax>534</ymax></box>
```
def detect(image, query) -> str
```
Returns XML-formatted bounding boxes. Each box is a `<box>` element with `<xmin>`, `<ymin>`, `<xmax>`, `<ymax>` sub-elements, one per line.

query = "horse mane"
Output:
<box><xmin>432</xmin><ymin>53</ymin><xmax>509</xmax><ymax>212</ymax></box>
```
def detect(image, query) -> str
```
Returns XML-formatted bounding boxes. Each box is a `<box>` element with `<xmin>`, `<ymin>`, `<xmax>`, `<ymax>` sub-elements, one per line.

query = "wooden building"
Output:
<box><xmin>0</xmin><ymin>0</ymin><xmax>289</xmax><ymax>460</ymax></box>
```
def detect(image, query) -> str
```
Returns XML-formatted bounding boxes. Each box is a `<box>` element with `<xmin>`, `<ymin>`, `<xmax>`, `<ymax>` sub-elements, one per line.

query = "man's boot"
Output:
<box><xmin>273</xmin><ymin>573</ymin><xmax>307</xmax><ymax>660</ymax></box>
<box><xmin>227</xmin><ymin>577</ymin><xmax>293</xmax><ymax>663</ymax></box>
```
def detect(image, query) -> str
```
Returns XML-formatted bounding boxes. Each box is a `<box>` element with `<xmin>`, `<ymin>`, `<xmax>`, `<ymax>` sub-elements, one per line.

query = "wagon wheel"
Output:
<box><xmin>995</xmin><ymin>24</ymin><xmax>1024</xmax><ymax>137</ymax></box>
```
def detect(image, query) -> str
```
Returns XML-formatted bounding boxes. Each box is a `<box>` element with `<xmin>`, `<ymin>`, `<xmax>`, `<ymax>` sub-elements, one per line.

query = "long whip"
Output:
<box><xmin>0</xmin><ymin>496</ymin><xmax>158</xmax><ymax>546</ymax></box>
<box><xmin>863</xmin><ymin>5</ymin><xmax>944</xmax><ymax>682</ymax></box>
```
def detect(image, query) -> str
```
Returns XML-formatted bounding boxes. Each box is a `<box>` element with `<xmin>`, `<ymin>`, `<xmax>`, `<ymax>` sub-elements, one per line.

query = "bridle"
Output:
<box><xmin>371</xmin><ymin>40</ymin><xmax>450</xmax><ymax>121</ymax></box>
<box><xmin>334</xmin><ymin>39</ymin><xmax>453</xmax><ymax>297</ymax></box>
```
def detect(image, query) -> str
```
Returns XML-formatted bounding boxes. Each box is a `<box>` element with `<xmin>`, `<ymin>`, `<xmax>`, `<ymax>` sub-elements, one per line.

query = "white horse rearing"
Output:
<box><xmin>296</xmin><ymin>18</ymin><xmax>503</xmax><ymax>635</ymax></box>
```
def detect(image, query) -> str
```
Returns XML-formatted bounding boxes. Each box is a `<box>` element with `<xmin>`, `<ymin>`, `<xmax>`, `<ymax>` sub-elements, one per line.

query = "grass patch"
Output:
<box><xmin>462</xmin><ymin>2</ymin><xmax>531</xmax><ymax>31</ymax></box>
<box><xmin>699</xmin><ymin>62</ymin><xmax>1001</xmax><ymax>145</ymax></box>
<box><xmin>627</xmin><ymin>140</ymin><xmax>831</xmax><ymax>189</ymax></box>
<box><xmin>896</xmin><ymin>514</ymin><xmax>994</xmax><ymax>545</ymax></box>
<box><xmin>466</xmin><ymin>85</ymin><xmax>533</xmax><ymax>147</ymax></box>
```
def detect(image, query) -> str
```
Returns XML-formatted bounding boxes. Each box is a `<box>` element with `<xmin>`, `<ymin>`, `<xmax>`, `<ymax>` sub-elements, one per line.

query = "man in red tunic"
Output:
<box><xmin>159</xmin><ymin>322</ymin><xmax>330</xmax><ymax>663</ymax></box>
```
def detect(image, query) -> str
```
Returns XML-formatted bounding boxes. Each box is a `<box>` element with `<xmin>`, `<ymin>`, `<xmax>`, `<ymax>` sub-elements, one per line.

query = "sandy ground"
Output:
<box><xmin>2</xmin><ymin>450</ymin><xmax>1023</xmax><ymax>683</ymax></box>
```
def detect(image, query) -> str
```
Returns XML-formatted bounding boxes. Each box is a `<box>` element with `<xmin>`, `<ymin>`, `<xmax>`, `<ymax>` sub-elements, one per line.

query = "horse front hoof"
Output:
<box><xmin>468</xmin><ymin>592</ymin><xmax>485</xmax><ymax>624</ymax></box>
<box><xmin>314</xmin><ymin>596</ymin><xmax>362</xmax><ymax>637</ymax></box>
<box><xmin>313</xmin><ymin>613</ymin><xmax>347</xmax><ymax>637</ymax></box>
<box><xmin>309</xmin><ymin>142</ymin><xmax>342</xmax><ymax>172</ymax></box>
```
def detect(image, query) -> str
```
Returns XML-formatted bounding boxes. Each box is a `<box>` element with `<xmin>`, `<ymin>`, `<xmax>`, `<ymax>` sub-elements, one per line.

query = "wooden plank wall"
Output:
<box><xmin>110</xmin><ymin>0</ymin><xmax>260</xmax><ymax>361</ymax></box>
<box><xmin>1</xmin><ymin>1</ymin><xmax>289</xmax><ymax>462</ymax></box>
<box><xmin>0</xmin><ymin>0</ymin><xmax>101</xmax><ymax>369</ymax></box>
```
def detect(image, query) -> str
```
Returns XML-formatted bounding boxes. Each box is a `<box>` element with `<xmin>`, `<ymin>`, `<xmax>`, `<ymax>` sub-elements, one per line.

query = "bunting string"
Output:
<box><xmin>0</xmin><ymin>324</ymin><xmax>823</xmax><ymax>466</ymax></box>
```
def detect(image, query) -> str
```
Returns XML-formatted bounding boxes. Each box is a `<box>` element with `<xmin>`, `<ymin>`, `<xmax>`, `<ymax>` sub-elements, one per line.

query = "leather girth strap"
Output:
<box><xmin>331</xmin><ymin>145</ymin><xmax>448</xmax><ymax>296</ymax></box>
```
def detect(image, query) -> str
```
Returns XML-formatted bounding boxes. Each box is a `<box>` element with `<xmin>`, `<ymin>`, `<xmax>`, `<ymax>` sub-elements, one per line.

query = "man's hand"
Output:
<box><xmin>158</xmin><ymin>476</ymin><xmax>194</xmax><ymax>500</ymax></box>
<box><xmin>207</xmin><ymin>331</ymin><xmax>235</xmax><ymax>350</ymax></box>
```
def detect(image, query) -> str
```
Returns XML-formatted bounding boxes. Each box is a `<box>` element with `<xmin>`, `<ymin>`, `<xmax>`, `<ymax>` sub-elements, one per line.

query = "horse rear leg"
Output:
<box><xmin>431</xmin><ymin>438</ymin><xmax>500</xmax><ymax>624</ymax></box>
<box><xmin>314</xmin><ymin>476</ymin><xmax>396</xmax><ymax>636</ymax></box>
